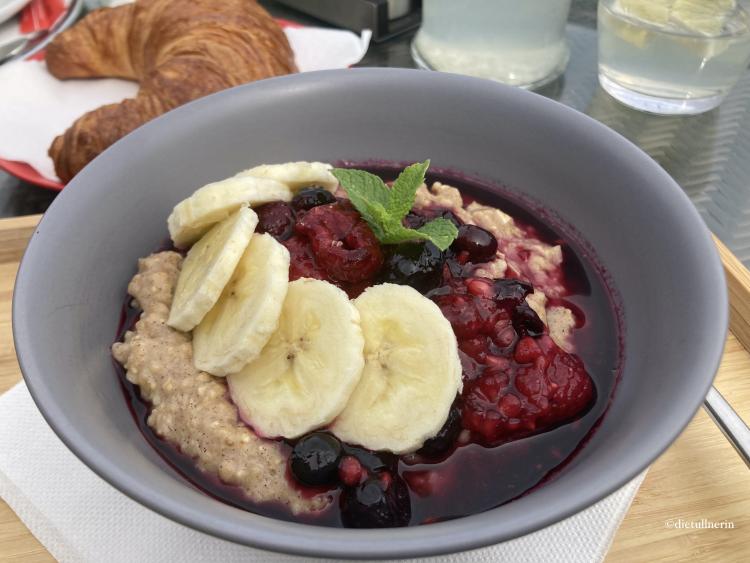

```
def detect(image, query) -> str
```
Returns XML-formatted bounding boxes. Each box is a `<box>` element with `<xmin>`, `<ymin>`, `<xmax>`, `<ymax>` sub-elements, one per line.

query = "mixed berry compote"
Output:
<box><xmin>115</xmin><ymin>164</ymin><xmax>622</xmax><ymax>528</ymax></box>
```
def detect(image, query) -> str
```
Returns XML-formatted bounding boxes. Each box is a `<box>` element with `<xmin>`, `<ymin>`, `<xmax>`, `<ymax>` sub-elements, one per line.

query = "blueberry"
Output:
<box><xmin>290</xmin><ymin>433</ymin><xmax>342</xmax><ymax>486</ymax></box>
<box><xmin>513</xmin><ymin>301</ymin><xmax>545</xmax><ymax>338</ymax></box>
<box><xmin>452</xmin><ymin>224</ymin><xmax>498</xmax><ymax>263</ymax></box>
<box><xmin>403</xmin><ymin>212</ymin><xmax>426</xmax><ymax>229</ymax></box>
<box><xmin>418</xmin><ymin>403</ymin><xmax>462</xmax><ymax>458</ymax></box>
<box><xmin>291</xmin><ymin>187</ymin><xmax>337</xmax><ymax>211</ymax></box>
<box><xmin>256</xmin><ymin>201</ymin><xmax>295</xmax><ymax>240</ymax></box>
<box><xmin>378</xmin><ymin>242</ymin><xmax>445</xmax><ymax>293</ymax></box>
<box><xmin>493</xmin><ymin>278</ymin><xmax>533</xmax><ymax>302</ymax></box>
<box><xmin>404</xmin><ymin>210</ymin><xmax>461</xmax><ymax>230</ymax></box>
<box><xmin>340</xmin><ymin>476</ymin><xmax>411</xmax><ymax>528</ymax></box>
<box><xmin>438</xmin><ymin>210</ymin><xmax>462</xmax><ymax>227</ymax></box>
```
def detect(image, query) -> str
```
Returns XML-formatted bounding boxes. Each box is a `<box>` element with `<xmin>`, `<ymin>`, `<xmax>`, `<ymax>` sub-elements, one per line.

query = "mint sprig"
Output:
<box><xmin>332</xmin><ymin>160</ymin><xmax>459</xmax><ymax>251</ymax></box>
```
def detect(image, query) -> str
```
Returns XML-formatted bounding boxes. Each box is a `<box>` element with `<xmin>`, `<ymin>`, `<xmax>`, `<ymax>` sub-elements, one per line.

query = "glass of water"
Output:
<box><xmin>598</xmin><ymin>0</ymin><xmax>750</xmax><ymax>115</ymax></box>
<box><xmin>412</xmin><ymin>0</ymin><xmax>573</xmax><ymax>89</ymax></box>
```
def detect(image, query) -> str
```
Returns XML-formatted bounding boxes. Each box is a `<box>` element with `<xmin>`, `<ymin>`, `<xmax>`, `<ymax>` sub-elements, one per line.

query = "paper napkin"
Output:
<box><xmin>0</xmin><ymin>382</ymin><xmax>646</xmax><ymax>563</ymax></box>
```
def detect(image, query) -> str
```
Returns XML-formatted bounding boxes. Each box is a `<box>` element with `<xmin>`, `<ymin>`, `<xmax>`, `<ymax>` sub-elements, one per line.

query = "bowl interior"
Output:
<box><xmin>13</xmin><ymin>68</ymin><xmax>727</xmax><ymax>559</ymax></box>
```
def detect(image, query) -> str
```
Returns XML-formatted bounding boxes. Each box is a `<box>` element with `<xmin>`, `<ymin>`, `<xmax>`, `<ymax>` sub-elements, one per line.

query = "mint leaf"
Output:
<box><xmin>332</xmin><ymin>161</ymin><xmax>459</xmax><ymax>251</ymax></box>
<box><xmin>377</xmin><ymin>218</ymin><xmax>457</xmax><ymax>251</ymax></box>
<box><xmin>331</xmin><ymin>168</ymin><xmax>390</xmax><ymax>208</ymax></box>
<box><xmin>388</xmin><ymin>160</ymin><xmax>430</xmax><ymax>218</ymax></box>
<box><xmin>416</xmin><ymin>218</ymin><xmax>459</xmax><ymax>251</ymax></box>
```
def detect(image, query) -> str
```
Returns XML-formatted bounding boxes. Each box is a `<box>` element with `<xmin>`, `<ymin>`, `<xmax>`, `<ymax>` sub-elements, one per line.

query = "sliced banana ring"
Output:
<box><xmin>168</xmin><ymin>206</ymin><xmax>257</xmax><ymax>332</ymax></box>
<box><xmin>228</xmin><ymin>278</ymin><xmax>365</xmax><ymax>439</ymax></box>
<box><xmin>236</xmin><ymin>161</ymin><xmax>338</xmax><ymax>192</ymax></box>
<box><xmin>168</xmin><ymin>175</ymin><xmax>292</xmax><ymax>248</ymax></box>
<box><xmin>193</xmin><ymin>233</ymin><xmax>290</xmax><ymax>377</ymax></box>
<box><xmin>332</xmin><ymin>284</ymin><xmax>463</xmax><ymax>454</ymax></box>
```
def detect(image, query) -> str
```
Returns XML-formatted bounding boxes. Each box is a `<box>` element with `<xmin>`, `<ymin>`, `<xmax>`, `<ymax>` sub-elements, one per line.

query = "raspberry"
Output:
<box><xmin>282</xmin><ymin>235</ymin><xmax>326</xmax><ymax>282</ymax></box>
<box><xmin>514</xmin><ymin>336</ymin><xmax>542</xmax><ymax>364</ymax></box>
<box><xmin>492</xmin><ymin>321</ymin><xmax>517</xmax><ymax>348</ymax></box>
<box><xmin>466</xmin><ymin>278</ymin><xmax>495</xmax><ymax>298</ymax></box>
<box><xmin>256</xmin><ymin>201</ymin><xmax>296</xmax><ymax>240</ymax></box>
<box><xmin>462</xmin><ymin>341</ymin><xmax>594</xmax><ymax>445</ymax></box>
<box><xmin>338</xmin><ymin>456</ymin><xmax>364</xmax><ymax>487</ymax></box>
<box><xmin>434</xmin><ymin>294</ymin><xmax>485</xmax><ymax>338</ymax></box>
<box><xmin>295</xmin><ymin>203</ymin><xmax>383</xmax><ymax>283</ymax></box>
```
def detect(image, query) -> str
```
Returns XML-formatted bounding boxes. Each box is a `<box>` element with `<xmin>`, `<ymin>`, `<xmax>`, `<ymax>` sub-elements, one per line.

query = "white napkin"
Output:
<box><xmin>0</xmin><ymin>26</ymin><xmax>371</xmax><ymax>182</ymax></box>
<box><xmin>0</xmin><ymin>381</ymin><xmax>646</xmax><ymax>563</ymax></box>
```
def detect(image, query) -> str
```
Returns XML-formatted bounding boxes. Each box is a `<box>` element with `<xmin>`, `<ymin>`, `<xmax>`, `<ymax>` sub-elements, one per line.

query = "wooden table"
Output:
<box><xmin>1</xmin><ymin>215</ymin><xmax>748</xmax><ymax>562</ymax></box>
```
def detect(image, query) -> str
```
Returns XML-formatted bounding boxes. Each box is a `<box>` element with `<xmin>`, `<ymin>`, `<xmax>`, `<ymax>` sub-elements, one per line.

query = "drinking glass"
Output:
<box><xmin>411</xmin><ymin>0</ymin><xmax>573</xmax><ymax>89</ymax></box>
<box><xmin>598</xmin><ymin>0</ymin><xmax>750</xmax><ymax>115</ymax></box>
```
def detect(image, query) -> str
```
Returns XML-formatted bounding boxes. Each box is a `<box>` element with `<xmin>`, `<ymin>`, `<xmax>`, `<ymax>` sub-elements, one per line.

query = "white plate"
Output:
<box><xmin>0</xmin><ymin>0</ymin><xmax>29</xmax><ymax>25</ymax></box>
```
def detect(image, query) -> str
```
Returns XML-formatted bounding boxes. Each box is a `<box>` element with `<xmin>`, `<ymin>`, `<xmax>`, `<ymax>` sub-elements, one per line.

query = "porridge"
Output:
<box><xmin>112</xmin><ymin>161</ymin><xmax>620</xmax><ymax>527</ymax></box>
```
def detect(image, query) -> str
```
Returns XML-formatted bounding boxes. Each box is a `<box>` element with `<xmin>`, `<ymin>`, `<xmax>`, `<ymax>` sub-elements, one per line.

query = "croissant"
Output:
<box><xmin>46</xmin><ymin>0</ymin><xmax>297</xmax><ymax>183</ymax></box>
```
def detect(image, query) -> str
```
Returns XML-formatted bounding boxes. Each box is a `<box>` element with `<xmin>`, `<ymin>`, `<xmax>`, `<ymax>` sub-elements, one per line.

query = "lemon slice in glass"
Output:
<box><xmin>671</xmin><ymin>0</ymin><xmax>737</xmax><ymax>36</ymax></box>
<box><xmin>611</xmin><ymin>0</ymin><xmax>673</xmax><ymax>48</ymax></box>
<box><xmin>616</xmin><ymin>0</ymin><xmax>674</xmax><ymax>26</ymax></box>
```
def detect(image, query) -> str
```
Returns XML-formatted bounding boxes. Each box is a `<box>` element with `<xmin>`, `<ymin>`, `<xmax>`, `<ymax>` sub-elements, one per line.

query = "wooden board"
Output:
<box><xmin>0</xmin><ymin>215</ymin><xmax>748</xmax><ymax>562</ymax></box>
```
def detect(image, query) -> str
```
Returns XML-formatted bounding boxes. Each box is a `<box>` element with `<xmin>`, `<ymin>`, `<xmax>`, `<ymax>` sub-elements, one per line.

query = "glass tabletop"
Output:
<box><xmin>3</xmin><ymin>0</ymin><xmax>749</xmax><ymax>266</ymax></box>
<box><xmin>355</xmin><ymin>0</ymin><xmax>750</xmax><ymax>265</ymax></box>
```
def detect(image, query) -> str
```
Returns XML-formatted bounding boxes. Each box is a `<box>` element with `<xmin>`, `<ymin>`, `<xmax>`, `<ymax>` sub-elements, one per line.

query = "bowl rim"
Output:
<box><xmin>13</xmin><ymin>68</ymin><xmax>728</xmax><ymax>559</ymax></box>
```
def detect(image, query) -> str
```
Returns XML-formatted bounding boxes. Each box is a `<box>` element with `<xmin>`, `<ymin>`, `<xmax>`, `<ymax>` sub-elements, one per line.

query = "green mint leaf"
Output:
<box><xmin>331</xmin><ymin>167</ymin><xmax>392</xmax><ymax>238</ymax></box>
<box><xmin>387</xmin><ymin>159</ymin><xmax>430</xmax><ymax>219</ymax></box>
<box><xmin>331</xmin><ymin>168</ymin><xmax>390</xmax><ymax>208</ymax></box>
<box><xmin>363</xmin><ymin>200</ymin><xmax>390</xmax><ymax>240</ymax></box>
<box><xmin>415</xmin><ymin>218</ymin><xmax>459</xmax><ymax>251</ymax></box>
<box><xmin>332</xmin><ymin>162</ymin><xmax>459</xmax><ymax>251</ymax></box>
<box><xmin>378</xmin><ymin>222</ymin><xmax>424</xmax><ymax>246</ymax></box>
<box><xmin>378</xmin><ymin>217</ymin><xmax>458</xmax><ymax>251</ymax></box>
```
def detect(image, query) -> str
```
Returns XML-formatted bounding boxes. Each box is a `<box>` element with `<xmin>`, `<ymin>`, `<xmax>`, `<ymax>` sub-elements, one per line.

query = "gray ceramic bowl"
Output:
<box><xmin>13</xmin><ymin>68</ymin><xmax>727</xmax><ymax>559</ymax></box>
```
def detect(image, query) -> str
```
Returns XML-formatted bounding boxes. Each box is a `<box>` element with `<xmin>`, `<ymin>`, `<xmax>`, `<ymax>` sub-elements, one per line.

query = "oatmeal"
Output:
<box><xmin>112</xmin><ymin>252</ymin><xmax>328</xmax><ymax>514</ymax></box>
<box><xmin>112</xmin><ymin>161</ymin><xmax>619</xmax><ymax>528</ymax></box>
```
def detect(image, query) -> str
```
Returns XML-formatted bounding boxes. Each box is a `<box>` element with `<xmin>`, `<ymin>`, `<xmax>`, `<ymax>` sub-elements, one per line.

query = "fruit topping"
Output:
<box><xmin>462</xmin><ymin>335</ymin><xmax>594</xmax><ymax>444</ymax></box>
<box><xmin>291</xmin><ymin>187</ymin><xmax>337</xmax><ymax>211</ymax></box>
<box><xmin>417</xmin><ymin>403</ymin><xmax>462</xmax><ymax>458</ymax></box>
<box><xmin>452</xmin><ymin>224</ymin><xmax>498</xmax><ymax>263</ymax></box>
<box><xmin>281</xmin><ymin>235</ymin><xmax>325</xmax><ymax>281</ymax></box>
<box><xmin>340</xmin><ymin>475</ymin><xmax>411</xmax><ymax>528</ymax></box>
<box><xmin>513</xmin><ymin>300</ymin><xmax>546</xmax><ymax>337</ymax></box>
<box><xmin>192</xmin><ymin>233</ymin><xmax>290</xmax><ymax>376</ymax></box>
<box><xmin>377</xmin><ymin>242</ymin><xmax>446</xmax><ymax>293</ymax></box>
<box><xmin>235</xmin><ymin>161</ymin><xmax>339</xmax><ymax>192</ymax></box>
<box><xmin>331</xmin><ymin>284</ymin><xmax>463</xmax><ymax>453</ymax></box>
<box><xmin>295</xmin><ymin>202</ymin><xmax>384</xmax><ymax>283</ymax></box>
<box><xmin>167</xmin><ymin>175</ymin><xmax>291</xmax><ymax>248</ymax></box>
<box><xmin>332</xmin><ymin>161</ymin><xmax>459</xmax><ymax>251</ymax></box>
<box><xmin>168</xmin><ymin>206</ymin><xmax>257</xmax><ymax>332</ymax></box>
<box><xmin>256</xmin><ymin>201</ymin><xmax>296</xmax><ymax>240</ymax></box>
<box><xmin>228</xmin><ymin>278</ymin><xmax>364</xmax><ymax>438</ymax></box>
<box><xmin>338</xmin><ymin>456</ymin><xmax>364</xmax><ymax>487</ymax></box>
<box><xmin>290</xmin><ymin>433</ymin><xmax>343</xmax><ymax>486</ymax></box>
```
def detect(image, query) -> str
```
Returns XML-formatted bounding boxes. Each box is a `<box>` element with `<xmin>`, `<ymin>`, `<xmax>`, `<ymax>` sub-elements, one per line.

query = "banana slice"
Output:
<box><xmin>331</xmin><ymin>284</ymin><xmax>463</xmax><ymax>454</ymax></box>
<box><xmin>236</xmin><ymin>161</ymin><xmax>338</xmax><ymax>192</ymax></box>
<box><xmin>193</xmin><ymin>233</ymin><xmax>290</xmax><ymax>376</ymax></box>
<box><xmin>168</xmin><ymin>176</ymin><xmax>292</xmax><ymax>248</ymax></box>
<box><xmin>168</xmin><ymin>206</ymin><xmax>258</xmax><ymax>332</ymax></box>
<box><xmin>228</xmin><ymin>278</ymin><xmax>365</xmax><ymax>439</ymax></box>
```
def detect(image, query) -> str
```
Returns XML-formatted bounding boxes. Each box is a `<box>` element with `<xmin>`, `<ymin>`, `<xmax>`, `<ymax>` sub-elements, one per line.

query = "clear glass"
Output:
<box><xmin>598</xmin><ymin>0</ymin><xmax>750</xmax><ymax>115</ymax></box>
<box><xmin>411</xmin><ymin>0</ymin><xmax>573</xmax><ymax>89</ymax></box>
